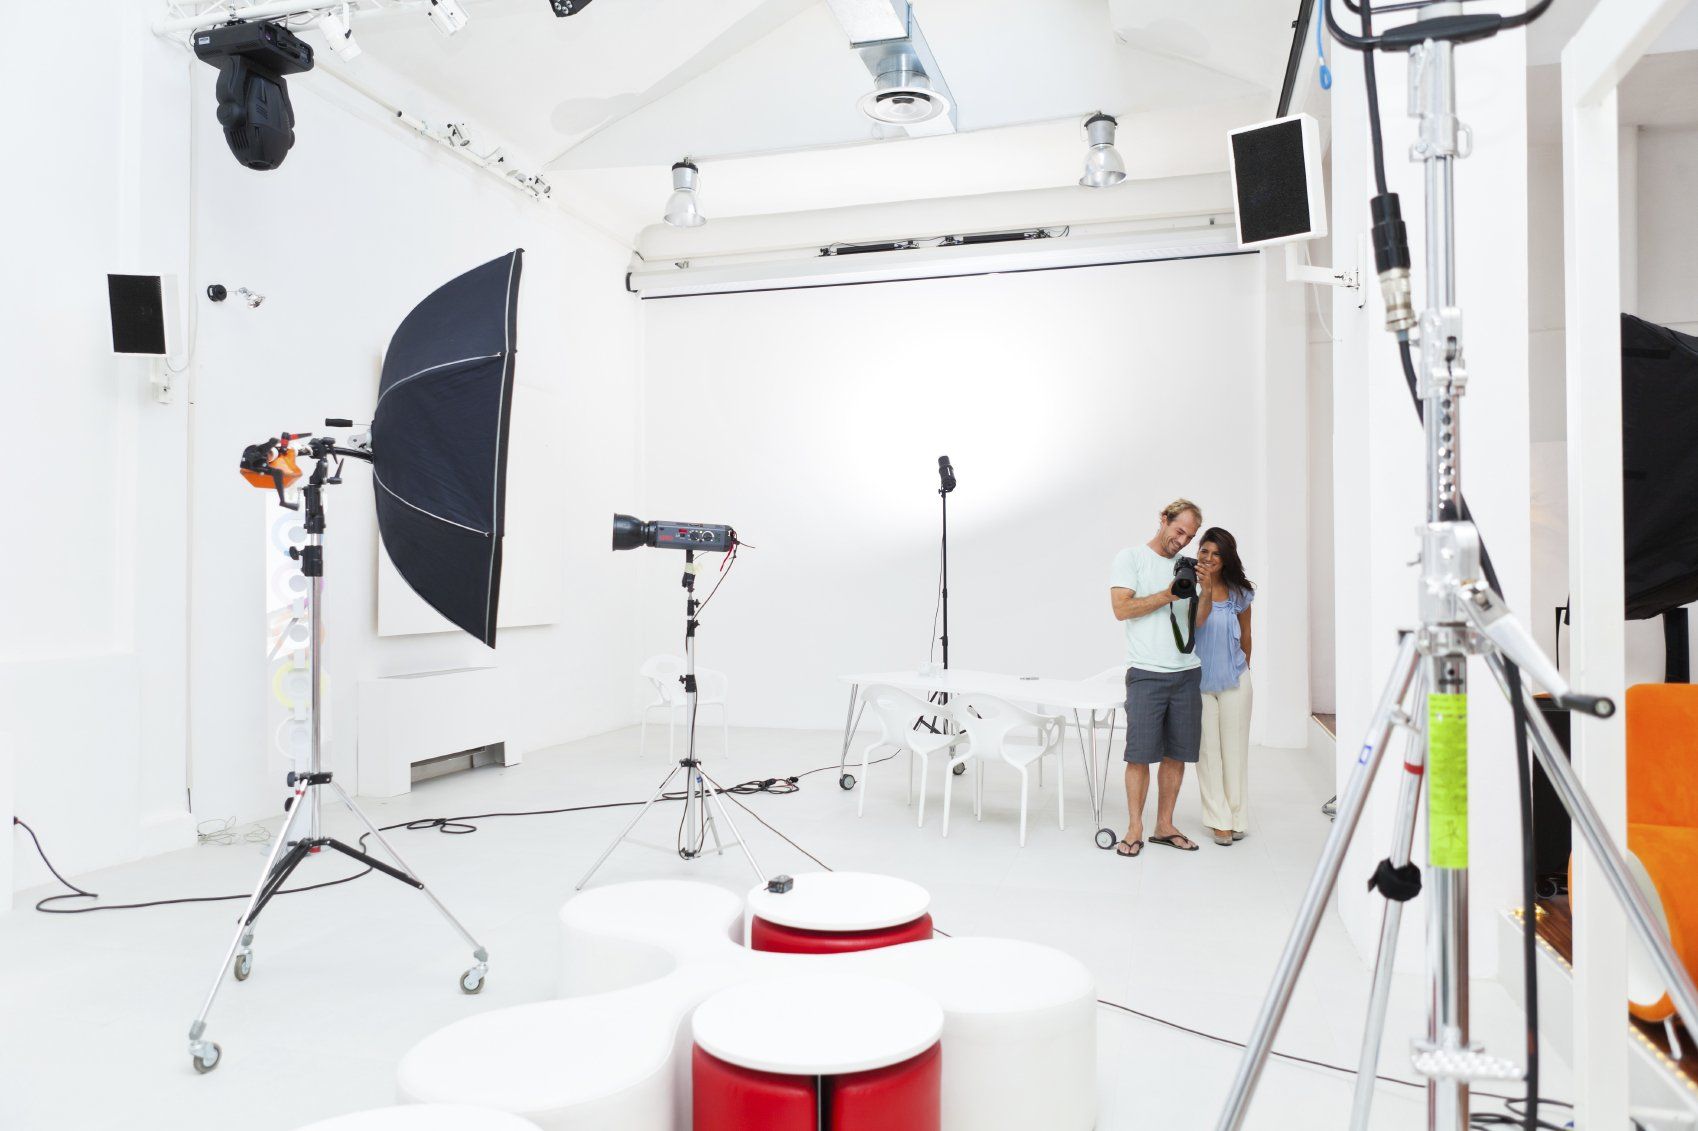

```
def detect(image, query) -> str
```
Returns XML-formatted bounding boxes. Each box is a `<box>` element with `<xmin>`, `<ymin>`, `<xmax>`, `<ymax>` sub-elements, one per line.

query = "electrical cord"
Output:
<box><xmin>19</xmin><ymin>783</ymin><xmax>1585</xmax><ymax>1123</ymax></box>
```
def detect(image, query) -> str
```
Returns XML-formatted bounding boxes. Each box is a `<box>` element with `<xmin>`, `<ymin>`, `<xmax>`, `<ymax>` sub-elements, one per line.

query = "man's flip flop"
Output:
<box><xmin>1149</xmin><ymin>834</ymin><xmax>1200</xmax><ymax>852</ymax></box>
<box><xmin>1115</xmin><ymin>839</ymin><xmax>1144</xmax><ymax>858</ymax></box>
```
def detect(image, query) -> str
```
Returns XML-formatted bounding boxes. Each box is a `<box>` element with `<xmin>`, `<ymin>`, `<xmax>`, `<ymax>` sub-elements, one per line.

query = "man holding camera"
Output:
<box><xmin>1108</xmin><ymin>499</ymin><xmax>1204</xmax><ymax>856</ymax></box>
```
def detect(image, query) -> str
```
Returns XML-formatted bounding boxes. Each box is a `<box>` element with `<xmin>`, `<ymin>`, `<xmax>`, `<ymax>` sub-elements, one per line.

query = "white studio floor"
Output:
<box><xmin>1</xmin><ymin>725</ymin><xmax>1567</xmax><ymax>1130</ymax></box>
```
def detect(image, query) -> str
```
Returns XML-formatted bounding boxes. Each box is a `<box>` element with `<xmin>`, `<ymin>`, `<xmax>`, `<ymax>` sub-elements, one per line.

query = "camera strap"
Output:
<box><xmin>1169</xmin><ymin>597</ymin><xmax>1198</xmax><ymax>655</ymax></box>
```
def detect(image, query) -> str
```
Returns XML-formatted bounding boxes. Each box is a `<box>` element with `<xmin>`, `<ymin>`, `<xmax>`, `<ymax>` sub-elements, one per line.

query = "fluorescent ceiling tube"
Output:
<box><xmin>1079</xmin><ymin>113</ymin><xmax>1127</xmax><ymax>188</ymax></box>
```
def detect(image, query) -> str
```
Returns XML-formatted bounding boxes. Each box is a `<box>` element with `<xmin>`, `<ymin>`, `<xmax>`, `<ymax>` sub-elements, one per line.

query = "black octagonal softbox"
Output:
<box><xmin>371</xmin><ymin>249</ymin><xmax>523</xmax><ymax>646</ymax></box>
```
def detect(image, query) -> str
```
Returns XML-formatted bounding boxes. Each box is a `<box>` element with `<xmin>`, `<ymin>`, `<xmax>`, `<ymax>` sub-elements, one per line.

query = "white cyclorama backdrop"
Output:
<box><xmin>638</xmin><ymin>253</ymin><xmax>1307</xmax><ymax>747</ymax></box>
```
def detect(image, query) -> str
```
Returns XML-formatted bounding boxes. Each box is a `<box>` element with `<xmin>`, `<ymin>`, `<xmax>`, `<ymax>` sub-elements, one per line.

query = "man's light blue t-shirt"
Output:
<box><xmin>1110</xmin><ymin>545</ymin><xmax>1200</xmax><ymax>673</ymax></box>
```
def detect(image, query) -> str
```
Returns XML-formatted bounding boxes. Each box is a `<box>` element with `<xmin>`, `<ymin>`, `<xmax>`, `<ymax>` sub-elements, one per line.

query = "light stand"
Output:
<box><xmin>576</xmin><ymin>549</ymin><xmax>768</xmax><ymax>890</ymax></box>
<box><xmin>1215</xmin><ymin>7</ymin><xmax>1698</xmax><ymax>1129</ymax></box>
<box><xmin>187</xmin><ymin>437</ymin><xmax>490</xmax><ymax>1075</ymax></box>
<box><xmin>918</xmin><ymin>457</ymin><xmax>968</xmax><ymax>776</ymax></box>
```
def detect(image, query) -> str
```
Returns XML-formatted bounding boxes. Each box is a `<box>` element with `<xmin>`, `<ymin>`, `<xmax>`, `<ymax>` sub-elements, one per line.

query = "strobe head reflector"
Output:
<box><xmin>612</xmin><ymin>514</ymin><xmax>736</xmax><ymax>553</ymax></box>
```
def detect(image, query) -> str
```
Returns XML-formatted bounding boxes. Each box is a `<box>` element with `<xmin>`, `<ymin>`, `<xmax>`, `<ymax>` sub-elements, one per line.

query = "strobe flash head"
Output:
<box><xmin>611</xmin><ymin>514</ymin><xmax>737</xmax><ymax>554</ymax></box>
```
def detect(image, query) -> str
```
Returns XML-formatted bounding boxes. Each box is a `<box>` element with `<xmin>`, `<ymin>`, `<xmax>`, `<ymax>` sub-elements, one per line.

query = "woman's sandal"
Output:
<box><xmin>1149</xmin><ymin>833</ymin><xmax>1200</xmax><ymax>852</ymax></box>
<box><xmin>1115</xmin><ymin>839</ymin><xmax>1144</xmax><ymax>858</ymax></box>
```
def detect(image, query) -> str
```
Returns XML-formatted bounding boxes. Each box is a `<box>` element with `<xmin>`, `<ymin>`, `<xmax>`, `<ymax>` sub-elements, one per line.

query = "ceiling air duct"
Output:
<box><xmin>826</xmin><ymin>0</ymin><xmax>957</xmax><ymax>137</ymax></box>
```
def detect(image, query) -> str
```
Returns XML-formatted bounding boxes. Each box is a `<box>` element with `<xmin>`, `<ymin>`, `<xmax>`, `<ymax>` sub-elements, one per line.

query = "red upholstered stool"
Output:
<box><xmin>751</xmin><ymin>913</ymin><xmax>934</xmax><ymax>954</ymax></box>
<box><xmin>746</xmin><ymin>872</ymin><xmax>932</xmax><ymax>954</ymax></box>
<box><xmin>828</xmin><ymin>1039</ymin><xmax>942</xmax><ymax>1131</ymax></box>
<box><xmin>692</xmin><ymin>974</ymin><xmax>944</xmax><ymax>1131</ymax></box>
<box><xmin>691</xmin><ymin>1046</ymin><xmax>816</xmax><ymax>1131</ymax></box>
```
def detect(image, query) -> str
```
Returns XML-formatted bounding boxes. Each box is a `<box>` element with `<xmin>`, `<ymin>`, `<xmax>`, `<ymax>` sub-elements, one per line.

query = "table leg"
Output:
<box><xmin>837</xmin><ymin>685</ymin><xmax>863</xmax><ymax>790</ymax></box>
<box><xmin>1072</xmin><ymin>709</ymin><xmax>1099</xmax><ymax>816</ymax></box>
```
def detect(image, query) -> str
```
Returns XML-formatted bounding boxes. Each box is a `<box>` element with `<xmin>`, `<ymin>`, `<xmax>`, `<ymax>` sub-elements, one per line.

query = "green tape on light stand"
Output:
<box><xmin>1427</xmin><ymin>693</ymin><xmax>1468</xmax><ymax>868</ymax></box>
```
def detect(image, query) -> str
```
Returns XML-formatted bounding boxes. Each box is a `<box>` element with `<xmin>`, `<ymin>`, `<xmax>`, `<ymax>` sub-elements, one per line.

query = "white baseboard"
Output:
<box><xmin>136</xmin><ymin>809</ymin><xmax>197</xmax><ymax>857</ymax></box>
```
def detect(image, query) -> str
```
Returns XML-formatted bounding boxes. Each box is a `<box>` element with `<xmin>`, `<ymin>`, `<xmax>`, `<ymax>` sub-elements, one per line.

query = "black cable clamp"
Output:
<box><xmin>1369</xmin><ymin>859</ymin><xmax>1423</xmax><ymax>902</ymax></box>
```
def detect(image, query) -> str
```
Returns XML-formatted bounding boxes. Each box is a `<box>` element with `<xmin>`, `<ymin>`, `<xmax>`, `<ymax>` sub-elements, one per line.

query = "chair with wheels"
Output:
<box><xmin>946</xmin><ymin>695</ymin><xmax>1066</xmax><ymax>846</ymax></box>
<box><xmin>855</xmin><ymin>684</ymin><xmax>967</xmax><ymax>826</ymax></box>
<box><xmin>638</xmin><ymin>654</ymin><xmax>729</xmax><ymax>759</ymax></box>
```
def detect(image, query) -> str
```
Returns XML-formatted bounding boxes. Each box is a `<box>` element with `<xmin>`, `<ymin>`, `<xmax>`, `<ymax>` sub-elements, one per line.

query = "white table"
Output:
<box><xmin>746</xmin><ymin>871</ymin><xmax>931</xmax><ymax>934</ymax></box>
<box><xmin>693</xmin><ymin>974</ymin><xmax>943</xmax><ymax>1076</ymax></box>
<box><xmin>837</xmin><ymin>668</ymin><xmax>1126</xmax><ymax>848</ymax></box>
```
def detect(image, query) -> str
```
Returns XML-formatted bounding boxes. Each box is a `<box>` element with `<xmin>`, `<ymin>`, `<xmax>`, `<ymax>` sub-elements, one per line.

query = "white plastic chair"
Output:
<box><xmin>855</xmin><ymin>684</ymin><xmax>967</xmax><ymax>826</ymax></box>
<box><xmin>638</xmin><ymin>655</ymin><xmax>729</xmax><ymax>759</ymax></box>
<box><xmin>946</xmin><ymin>694</ymin><xmax>1066</xmax><ymax>846</ymax></box>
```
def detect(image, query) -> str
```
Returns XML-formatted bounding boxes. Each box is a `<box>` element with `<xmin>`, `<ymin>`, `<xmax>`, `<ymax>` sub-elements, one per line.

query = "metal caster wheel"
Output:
<box><xmin>838</xmin><ymin>773</ymin><xmax>855</xmax><ymax>791</ymax></box>
<box><xmin>191</xmin><ymin>1043</ymin><xmax>222</xmax><ymax>1074</ymax></box>
<box><xmin>460</xmin><ymin>966</ymin><xmax>487</xmax><ymax>995</ymax></box>
<box><xmin>952</xmin><ymin>763</ymin><xmax>967</xmax><ymax>776</ymax></box>
<box><xmin>1095</xmin><ymin>828</ymin><xmax>1118</xmax><ymax>850</ymax></box>
<box><xmin>232</xmin><ymin>952</ymin><xmax>253</xmax><ymax>981</ymax></box>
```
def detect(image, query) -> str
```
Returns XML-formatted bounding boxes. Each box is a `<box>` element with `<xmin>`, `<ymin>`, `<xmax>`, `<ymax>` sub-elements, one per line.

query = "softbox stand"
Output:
<box><xmin>187</xmin><ymin>441</ymin><xmax>489</xmax><ymax>1074</ymax></box>
<box><xmin>576</xmin><ymin>550</ymin><xmax>767</xmax><ymax>889</ymax></box>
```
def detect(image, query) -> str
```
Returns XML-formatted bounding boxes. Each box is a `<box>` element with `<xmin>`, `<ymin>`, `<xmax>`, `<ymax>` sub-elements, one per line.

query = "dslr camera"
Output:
<box><xmin>1170</xmin><ymin>556</ymin><xmax>1199</xmax><ymax>600</ymax></box>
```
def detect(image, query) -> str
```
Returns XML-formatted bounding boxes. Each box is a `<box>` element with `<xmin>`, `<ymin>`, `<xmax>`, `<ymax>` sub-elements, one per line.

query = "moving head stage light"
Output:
<box><xmin>193</xmin><ymin>21</ymin><xmax>314</xmax><ymax>171</ymax></box>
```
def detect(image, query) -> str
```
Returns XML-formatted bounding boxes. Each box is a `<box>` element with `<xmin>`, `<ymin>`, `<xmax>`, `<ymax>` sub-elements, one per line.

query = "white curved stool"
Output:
<box><xmin>691</xmin><ymin>974</ymin><xmax>944</xmax><ymax>1130</ymax></box>
<box><xmin>290</xmin><ymin>1105</ymin><xmax>540</xmax><ymax>1130</ymax></box>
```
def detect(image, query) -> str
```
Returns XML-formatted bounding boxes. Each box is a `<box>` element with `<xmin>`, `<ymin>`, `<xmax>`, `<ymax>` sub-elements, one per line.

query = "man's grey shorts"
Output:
<box><xmin>1123</xmin><ymin>666</ymin><xmax>1204</xmax><ymax>765</ymax></box>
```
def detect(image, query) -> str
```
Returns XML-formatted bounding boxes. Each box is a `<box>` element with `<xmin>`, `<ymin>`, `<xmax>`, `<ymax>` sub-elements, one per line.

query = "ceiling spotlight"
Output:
<box><xmin>857</xmin><ymin>62</ymin><xmax>949</xmax><ymax>126</ymax></box>
<box><xmin>426</xmin><ymin>0</ymin><xmax>468</xmax><ymax>36</ymax></box>
<box><xmin>664</xmin><ymin>160</ymin><xmax>705</xmax><ymax>229</ymax></box>
<box><xmin>1079</xmin><ymin>112</ymin><xmax>1127</xmax><ymax>189</ymax></box>
<box><xmin>318</xmin><ymin>6</ymin><xmax>360</xmax><ymax>61</ymax></box>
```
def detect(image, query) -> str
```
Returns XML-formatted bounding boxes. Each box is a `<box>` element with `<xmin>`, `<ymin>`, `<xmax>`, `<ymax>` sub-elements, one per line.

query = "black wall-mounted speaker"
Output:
<box><xmin>1227</xmin><ymin>113</ymin><xmax>1327</xmax><ymax>250</ymax></box>
<box><xmin>107</xmin><ymin>274</ymin><xmax>169</xmax><ymax>356</ymax></box>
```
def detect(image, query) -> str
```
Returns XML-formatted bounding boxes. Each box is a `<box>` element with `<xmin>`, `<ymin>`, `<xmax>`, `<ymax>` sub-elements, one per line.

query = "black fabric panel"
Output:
<box><xmin>371</xmin><ymin>249</ymin><xmax>523</xmax><ymax>646</ymax></box>
<box><xmin>1623</xmin><ymin>314</ymin><xmax>1698</xmax><ymax>620</ymax></box>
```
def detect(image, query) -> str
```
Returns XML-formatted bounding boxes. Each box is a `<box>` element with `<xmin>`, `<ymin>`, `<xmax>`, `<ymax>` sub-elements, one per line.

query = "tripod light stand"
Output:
<box><xmin>577</xmin><ymin>517</ymin><xmax>769</xmax><ymax>890</ymax></box>
<box><xmin>1216</xmin><ymin>5</ymin><xmax>1698</xmax><ymax>1129</ymax></box>
<box><xmin>188</xmin><ymin>249</ymin><xmax>524</xmax><ymax>1074</ymax></box>
<box><xmin>189</xmin><ymin>435</ymin><xmax>489</xmax><ymax>1074</ymax></box>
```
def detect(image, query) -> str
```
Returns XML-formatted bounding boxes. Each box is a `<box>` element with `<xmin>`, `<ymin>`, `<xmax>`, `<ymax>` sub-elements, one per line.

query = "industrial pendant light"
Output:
<box><xmin>664</xmin><ymin>160</ymin><xmax>706</xmax><ymax>228</ymax></box>
<box><xmin>1079</xmin><ymin>113</ymin><xmax>1127</xmax><ymax>188</ymax></box>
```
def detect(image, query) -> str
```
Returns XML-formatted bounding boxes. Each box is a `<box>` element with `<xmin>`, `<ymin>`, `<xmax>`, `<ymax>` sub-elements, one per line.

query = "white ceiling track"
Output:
<box><xmin>627</xmin><ymin>216</ymin><xmax>1241</xmax><ymax>298</ymax></box>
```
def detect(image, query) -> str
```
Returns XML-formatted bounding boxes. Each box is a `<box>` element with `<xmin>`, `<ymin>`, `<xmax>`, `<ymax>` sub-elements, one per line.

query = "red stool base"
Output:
<box><xmin>693</xmin><ymin>1041</ymin><xmax>942</xmax><ymax>1131</ymax></box>
<box><xmin>829</xmin><ymin>1039</ymin><xmax>942</xmax><ymax>1131</ymax></box>
<box><xmin>692</xmin><ymin>1046</ymin><xmax>816</xmax><ymax>1131</ymax></box>
<box><xmin>750</xmin><ymin>913</ymin><xmax>934</xmax><ymax>954</ymax></box>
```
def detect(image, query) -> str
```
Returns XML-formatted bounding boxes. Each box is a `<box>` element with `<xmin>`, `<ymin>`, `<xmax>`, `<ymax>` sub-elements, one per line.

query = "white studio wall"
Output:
<box><xmin>3</xmin><ymin>3</ymin><xmax>198</xmax><ymax>887</ymax></box>
<box><xmin>637</xmin><ymin>252</ymin><xmax>1313</xmax><ymax>749</ymax></box>
<box><xmin>3</xmin><ymin>1</ymin><xmax>646</xmax><ymax>888</ymax></box>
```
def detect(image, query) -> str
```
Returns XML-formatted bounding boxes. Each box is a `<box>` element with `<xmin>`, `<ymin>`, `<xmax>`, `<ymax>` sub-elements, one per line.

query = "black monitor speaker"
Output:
<box><xmin>1227</xmin><ymin>113</ymin><xmax>1327</xmax><ymax>250</ymax></box>
<box><xmin>107</xmin><ymin>274</ymin><xmax>173</xmax><ymax>356</ymax></box>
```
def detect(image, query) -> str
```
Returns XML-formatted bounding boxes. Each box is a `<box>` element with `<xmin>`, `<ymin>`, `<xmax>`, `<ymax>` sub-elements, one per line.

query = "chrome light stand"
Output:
<box><xmin>187</xmin><ymin>434</ymin><xmax>489</xmax><ymax>1075</ymax></box>
<box><xmin>1215</xmin><ymin>9</ymin><xmax>1698</xmax><ymax>1129</ymax></box>
<box><xmin>576</xmin><ymin>550</ymin><xmax>767</xmax><ymax>890</ymax></box>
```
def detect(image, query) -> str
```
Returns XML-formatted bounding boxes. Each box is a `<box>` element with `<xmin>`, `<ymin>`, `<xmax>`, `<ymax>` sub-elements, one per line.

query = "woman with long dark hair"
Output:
<box><xmin>1192</xmin><ymin>527</ymin><xmax>1254</xmax><ymax>847</ymax></box>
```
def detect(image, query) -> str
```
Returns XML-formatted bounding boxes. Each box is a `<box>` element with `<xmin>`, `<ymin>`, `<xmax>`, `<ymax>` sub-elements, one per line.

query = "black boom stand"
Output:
<box><xmin>188</xmin><ymin>433</ymin><xmax>490</xmax><ymax>1075</ymax></box>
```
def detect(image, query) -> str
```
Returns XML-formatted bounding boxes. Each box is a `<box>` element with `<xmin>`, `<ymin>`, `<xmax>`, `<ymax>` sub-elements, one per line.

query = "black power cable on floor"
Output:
<box><xmin>16</xmin><ymin>762</ymin><xmax>1585</xmax><ymax>1127</ymax></box>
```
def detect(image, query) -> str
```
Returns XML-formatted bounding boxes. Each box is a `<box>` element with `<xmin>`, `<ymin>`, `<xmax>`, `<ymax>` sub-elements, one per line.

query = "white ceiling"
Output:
<box><xmin>1528</xmin><ymin>50</ymin><xmax>1698</xmax><ymax>146</ymax></box>
<box><xmin>332</xmin><ymin>0</ymin><xmax>1303</xmax><ymax>238</ymax></box>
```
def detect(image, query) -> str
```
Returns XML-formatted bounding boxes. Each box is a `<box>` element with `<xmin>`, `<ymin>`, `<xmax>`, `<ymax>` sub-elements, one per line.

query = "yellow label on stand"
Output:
<box><xmin>1427</xmin><ymin>693</ymin><xmax>1468</xmax><ymax>868</ymax></box>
